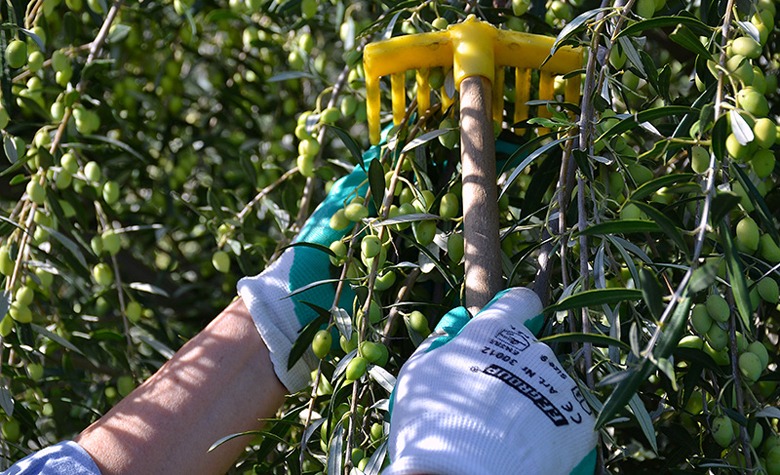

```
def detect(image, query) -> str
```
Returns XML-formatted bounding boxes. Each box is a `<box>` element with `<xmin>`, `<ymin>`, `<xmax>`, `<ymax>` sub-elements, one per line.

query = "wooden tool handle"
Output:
<box><xmin>459</xmin><ymin>75</ymin><xmax>502</xmax><ymax>314</ymax></box>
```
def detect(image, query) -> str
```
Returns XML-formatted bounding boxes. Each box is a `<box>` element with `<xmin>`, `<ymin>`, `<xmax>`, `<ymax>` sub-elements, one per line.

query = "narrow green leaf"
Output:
<box><xmin>710</xmin><ymin>191</ymin><xmax>742</xmax><ymax>226</ymax></box>
<box><xmin>630</xmin><ymin>201</ymin><xmax>689</xmax><ymax>256</ymax></box>
<box><xmin>657</xmin><ymin>64</ymin><xmax>671</xmax><ymax>101</ymax></box>
<box><xmin>549</xmin><ymin>8</ymin><xmax>605</xmax><ymax>57</ymax></box>
<box><xmin>718</xmin><ymin>222</ymin><xmax>752</xmax><ymax>331</ymax></box>
<box><xmin>282</xmin><ymin>241</ymin><xmax>336</xmax><ymax>257</ymax></box>
<box><xmin>31</xmin><ymin>324</ymin><xmax>84</xmax><ymax>355</ymax></box>
<box><xmin>324</xmin><ymin>124</ymin><xmax>364</xmax><ymax>168</ymax></box>
<box><xmin>595</xmin><ymin>296</ymin><xmax>692</xmax><ymax>428</ymax></box>
<box><xmin>623</xmin><ymin>38</ymin><xmax>647</xmax><ymax>77</ymax></box>
<box><xmin>655</xmin><ymin>357</ymin><xmax>678</xmax><ymax>391</ymax></box>
<box><xmin>287</xmin><ymin>307</ymin><xmax>328</xmax><ymax>370</ymax></box>
<box><xmin>208</xmin><ymin>429</ymin><xmax>264</xmax><ymax>452</ymax></box>
<box><xmin>133</xmin><ymin>331</ymin><xmax>175</xmax><ymax>359</ymax></box>
<box><xmin>629</xmin><ymin>393</ymin><xmax>659</xmax><ymax>453</ymax></box>
<box><xmin>547</xmin><ymin>288</ymin><xmax>643</xmax><ymax>313</ymax></box>
<box><xmin>127</xmin><ymin>282</ymin><xmax>170</xmax><ymax>297</ymax></box>
<box><xmin>756</xmin><ymin>407</ymin><xmax>780</xmax><ymax>419</ymax></box>
<box><xmin>334</xmin><ymin>349</ymin><xmax>357</xmax><ymax>380</ymax></box>
<box><xmin>331</xmin><ymin>307</ymin><xmax>352</xmax><ymax>342</ymax></box>
<box><xmin>8</xmin><ymin>174</ymin><xmax>26</xmax><ymax>186</ymax></box>
<box><xmin>20</xmin><ymin>27</ymin><xmax>45</xmax><ymax>50</ymax></box>
<box><xmin>596</xmin><ymin>106</ymin><xmax>694</xmax><ymax>144</ymax></box>
<box><xmin>617</xmin><ymin>15</ymin><xmax>712</xmax><ymax>38</ymax></box>
<box><xmin>80</xmin><ymin>59</ymin><xmax>114</xmax><ymax>81</ymax></box>
<box><xmin>299</xmin><ymin>419</ymin><xmax>325</xmax><ymax>466</ymax></box>
<box><xmin>729</xmin><ymin>110</ymin><xmax>754</xmax><ymax>145</ymax></box>
<box><xmin>368</xmin><ymin>365</ymin><xmax>396</xmax><ymax>393</ymax></box>
<box><xmin>268</xmin><ymin>71</ymin><xmax>316</xmax><ymax>82</ymax></box>
<box><xmin>240</xmin><ymin>155</ymin><xmax>257</xmax><ymax>187</ymax></box>
<box><xmin>539</xmin><ymin>332</ymin><xmax>631</xmax><ymax>351</ymax></box>
<box><xmin>711</xmin><ymin>115</ymin><xmax>727</xmax><ymax>162</ymax></box>
<box><xmin>572</xmin><ymin>148</ymin><xmax>593</xmax><ymax>181</ymax></box>
<box><xmin>400</xmin><ymin>128</ymin><xmax>450</xmax><ymax>154</ymax></box>
<box><xmin>669</xmin><ymin>24</ymin><xmax>712</xmax><ymax>59</ymax></box>
<box><xmin>106</xmin><ymin>24</ymin><xmax>131</xmax><ymax>44</ymax></box>
<box><xmin>638</xmin><ymin>267</ymin><xmax>664</xmax><ymax>320</ymax></box>
<box><xmin>0</xmin><ymin>290</ymin><xmax>9</xmax><ymax>319</ymax></box>
<box><xmin>0</xmin><ymin>385</ymin><xmax>13</xmax><ymax>417</ymax></box>
<box><xmin>207</xmin><ymin>188</ymin><xmax>224</xmax><ymax>219</ymax></box>
<box><xmin>630</xmin><ymin>173</ymin><xmax>695</xmax><ymax>201</ymax></box>
<box><xmin>368</xmin><ymin>158</ymin><xmax>385</xmax><ymax>210</ymax></box>
<box><xmin>578</xmin><ymin>219</ymin><xmax>661</xmax><ymax>236</ymax></box>
<box><xmin>689</xmin><ymin>262</ymin><xmax>717</xmax><ymax>294</ymax></box>
<box><xmin>3</xmin><ymin>135</ymin><xmax>18</xmax><ymax>164</ymax></box>
<box><xmin>327</xmin><ymin>422</ymin><xmax>344</xmax><ymax>475</ymax></box>
<box><xmin>364</xmin><ymin>440</ymin><xmax>388</xmax><ymax>475</ymax></box>
<box><xmin>500</xmin><ymin>136</ymin><xmax>569</xmax><ymax>198</ymax></box>
<box><xmin>377</xmin><ymin>212</ymin><xmax>438</xmax><ymax>227</ymax></box>
<box><xmin>40</xmin><ymin>226</ymin><xmax>87</xmax><ymax>270</ymax></box>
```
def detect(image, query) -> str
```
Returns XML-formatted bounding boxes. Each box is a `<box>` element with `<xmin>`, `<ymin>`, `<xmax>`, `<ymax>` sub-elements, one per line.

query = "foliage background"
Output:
<box><xmin>1</xmin><ymin>0</ymin><xmax>779</xmax><ymax>473</ymax></box>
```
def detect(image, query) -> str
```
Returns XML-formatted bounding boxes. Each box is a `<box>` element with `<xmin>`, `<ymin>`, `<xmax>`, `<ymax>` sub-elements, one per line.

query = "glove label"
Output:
<box><xmin>475</xmin><ymin>324</ymin><xmax>594</xmax><ymax>428</ymax></box>
<box><xmin>482</xmin><ymin>364</ymin><xmax>570</xmax><ymax>427</ymax></box>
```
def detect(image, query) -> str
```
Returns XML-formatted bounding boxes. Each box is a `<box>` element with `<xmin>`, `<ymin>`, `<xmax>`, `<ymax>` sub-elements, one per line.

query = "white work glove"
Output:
<box><xmin>238</xmin><ymin>146</ymin><xmax>377</xmax><ymax>392</ymax></box>
<box><xmin>385</xmin><ymin>287</ymin><xmax>598</xmax><ymax>475</ymax></box>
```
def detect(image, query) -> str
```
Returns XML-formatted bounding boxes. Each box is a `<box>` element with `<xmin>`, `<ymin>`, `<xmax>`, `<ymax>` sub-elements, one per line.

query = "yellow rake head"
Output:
<box><xmin>363</xmin><ymin>15</ymin><xmax>584</xmax><ymax>145</ymax></box>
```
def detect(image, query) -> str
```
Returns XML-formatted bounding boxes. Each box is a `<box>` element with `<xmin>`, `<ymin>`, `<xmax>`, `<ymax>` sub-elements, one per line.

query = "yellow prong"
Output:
<box><xmin>391</xmin><ymin>72</ymin><xmax>406</xmax><ymax>126</ymax></box>
<box><xmin>492</xmin><ymin>66</ymin><xmax>505</xmax><ymax>128</ymax></box>
<box><xmin>514</xmin><ymin>68</ymin><xmax>530</xmax><ymax>135</ymax></box>
<box><xmin>538</xmin><ymin>71</ymin><xmax>555</xmax><ymax>136</ymax></box>
<box><xmin>538</xmin><ymin>71</ymin><xmax>555</xmax><ymax>120</ymax></box>
<box><xmin>416</xmin><ymin>68</ymin><xmax>431</xmax><ymax>116</ymax></box>
<box><xmin>367</xmin><ymin>75</ymin><xmax>381</xmax><ymax>145</ymax></box>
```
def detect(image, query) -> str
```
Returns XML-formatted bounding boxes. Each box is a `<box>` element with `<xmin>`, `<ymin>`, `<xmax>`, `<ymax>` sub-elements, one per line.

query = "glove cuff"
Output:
<box><xmin>237</xmin><ymin>251</ymin><xmax>316</xmax><ymax>393</ymax></box>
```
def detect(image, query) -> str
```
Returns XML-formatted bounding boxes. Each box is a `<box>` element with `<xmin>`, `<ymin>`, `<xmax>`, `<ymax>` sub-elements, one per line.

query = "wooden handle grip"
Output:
<box><xmin>459</xmin><ymin>75</ymin><xmax>503</xmax><ymax>314</ymax></box>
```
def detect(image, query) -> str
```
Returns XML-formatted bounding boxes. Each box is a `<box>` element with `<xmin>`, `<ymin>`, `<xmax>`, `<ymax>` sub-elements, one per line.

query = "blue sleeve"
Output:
<box><xmin>2</xmin><ymin>441</ymin><xmax>101</xmax><ymax>474</ymax></box>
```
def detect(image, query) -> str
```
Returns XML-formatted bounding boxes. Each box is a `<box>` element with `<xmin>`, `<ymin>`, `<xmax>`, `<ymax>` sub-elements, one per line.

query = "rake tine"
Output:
<box><xmin>391</xmin><ymin>72</ymin><xmax>406</xmax><ymax>126</ymax></box>
<box><xmin>515</xmin><ymin>68</ymin><xmax>531</xmax><ymax>134</ymax></box>
<box><xmin>416</xmin><ymin>68</ymin><xmax>431</xmax><ymax>115</ymax></box>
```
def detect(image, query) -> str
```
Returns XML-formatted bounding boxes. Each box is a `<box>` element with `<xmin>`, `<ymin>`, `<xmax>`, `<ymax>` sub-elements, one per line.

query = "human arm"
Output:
<box><xmin>74</xmin><ymin>297</ymin><xmax>287</xmax><ymax>475</ymax></box>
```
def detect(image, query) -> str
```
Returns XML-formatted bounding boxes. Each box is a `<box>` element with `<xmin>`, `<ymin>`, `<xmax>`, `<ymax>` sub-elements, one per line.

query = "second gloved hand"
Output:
<box><xmin>238</xmin><ymin>146</ymin><xmax>378</xmax><ymax>392</ymax></box>
<box><xmin>385</xmin><ymin>287</ymin><xmax>598</xmax><ymax>475</ymax></box>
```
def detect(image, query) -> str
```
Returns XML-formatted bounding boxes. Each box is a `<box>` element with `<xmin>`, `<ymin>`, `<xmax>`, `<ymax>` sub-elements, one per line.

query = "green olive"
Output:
<box><xmin>211</xmin><ymin>251</ymin><xmax>231</xmax><ymax>273</ymax></box>
<box><xmin>439</xmin><ymin>192</ymin><xmax>459</xmax><ymax>219</ymax></box>
<box><xmin>312</xmin><ymin>329</ymin><xmax>332</xmax><ymax>359</ymax></box>
<box><xmin>344</xmin><ymin>203</ymin><xmax>368</xmax><ymax>222</ymax></box>
<box><xmin>345</xmin><ymin>356</ymin><xmax>368</xmax><ymax>381</ymax></box>
<box><xmin>412</xmin><ymin>220</ymin><xmax>436</xmax><ymax>246</ymax></box>
<box><xmin>712</xmin><ymin>415</ymin><xmax>734</xmax><ymax>447</ymax></box>
<box><xmin>731</xmin><ymin>36</ymin><xmax>762</xmax><ymax>59</ymax></box>
<box><xmin>690</xmin><ymin>304</ymin><xmax>712</xmax><ymax>334</ymax></box>
<box><xmin>735</xmin><ymin>216</ymin><xmax>760</xmax><ymax>254</ymax></box>
<box><xmin>5</xmin><ymin>40</ymin><xmax>27</xmax><ymax>69</ymax></box>
<box><xmin>408</xmin><ymin>310</ymin><xmax>430</xmax><ymax>336</ymax></box>
<box><xmin>738</xmin><ymin>351</ymin><xmax>762</xmax><ymax>382</ymax></box>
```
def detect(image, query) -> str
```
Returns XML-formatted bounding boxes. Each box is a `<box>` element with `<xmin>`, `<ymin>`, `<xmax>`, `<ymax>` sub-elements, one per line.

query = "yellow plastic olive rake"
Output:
<box><xmin>364</xmin><ymin>16</ymin><xmax>583</xmax><ymax>312</ymax></box>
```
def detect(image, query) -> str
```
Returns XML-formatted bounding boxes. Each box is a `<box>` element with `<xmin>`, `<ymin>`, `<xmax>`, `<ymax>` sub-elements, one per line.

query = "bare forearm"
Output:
<box><xmin>75</xmin><ymin>298</ymin><xmax>287</xmax><ymax>475</ymax></box>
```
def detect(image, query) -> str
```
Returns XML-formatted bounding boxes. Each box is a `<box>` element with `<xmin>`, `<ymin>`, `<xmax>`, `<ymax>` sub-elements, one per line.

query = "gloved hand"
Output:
<box><xmin>385</xmin><ymin>287</ymin><xmax>598</xmax><ymax>475</ymax></box>
<box><xmin>237</xmin><ymin>146</ymin><xmax>378</xmax><ymax>392</ymax></box>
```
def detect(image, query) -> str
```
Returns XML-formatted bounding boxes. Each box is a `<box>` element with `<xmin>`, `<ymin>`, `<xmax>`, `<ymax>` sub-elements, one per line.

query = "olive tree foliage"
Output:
<box><xmin>1</xmin><ymin>0</ymin><xmax>779</xmax><ymax>472</ymax></box>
